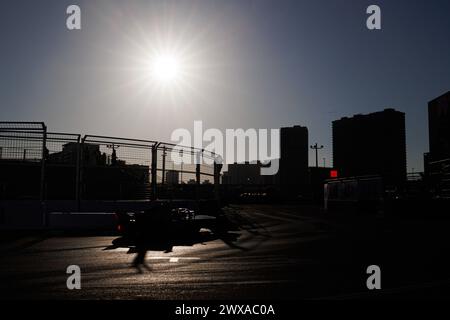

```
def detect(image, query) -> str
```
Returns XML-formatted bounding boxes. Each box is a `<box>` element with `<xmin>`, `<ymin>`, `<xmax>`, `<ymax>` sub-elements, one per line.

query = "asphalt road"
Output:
<box><xmin>2</xmin><ymin>204</ymin><xmax>450</xmax><ymax>299</ymax></box>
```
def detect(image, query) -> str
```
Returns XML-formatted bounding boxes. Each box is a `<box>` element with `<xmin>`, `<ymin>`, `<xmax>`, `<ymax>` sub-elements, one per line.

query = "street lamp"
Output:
<box><xmin>310</xmin><ymin>143</ymin><xmax>324</xmax><ymax>168</ymax></box>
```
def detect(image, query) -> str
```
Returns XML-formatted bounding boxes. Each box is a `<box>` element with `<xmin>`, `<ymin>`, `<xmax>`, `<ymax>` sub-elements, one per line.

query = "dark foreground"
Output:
<box><xmin>1</xmin><ymin>204</ymin><xmax>450</xmax><ymax>299</ymax></box>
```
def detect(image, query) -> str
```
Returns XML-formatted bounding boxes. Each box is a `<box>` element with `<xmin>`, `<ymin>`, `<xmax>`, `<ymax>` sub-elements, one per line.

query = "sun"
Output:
<box><xmin>114</xmin><ymin>23</ymin><xmax>206</xmax><ymax>104</ymax></box>
<box><xmin>150</xmin><ymin>52</ymin><xmax>183</xmax><ymax>85</ymax></box>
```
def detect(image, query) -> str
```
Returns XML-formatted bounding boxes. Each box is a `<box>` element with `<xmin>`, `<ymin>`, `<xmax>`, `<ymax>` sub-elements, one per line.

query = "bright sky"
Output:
<box><xmin>1</xmin><ymin>0</ymin><xmax>450</xmax><ymax>171</ymax></box>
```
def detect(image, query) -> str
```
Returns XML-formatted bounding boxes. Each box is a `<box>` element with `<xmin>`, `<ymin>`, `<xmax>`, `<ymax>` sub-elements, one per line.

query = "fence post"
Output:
<box><xmin>40</xmin><ymin>123</ymin><xmax>47</xmax><ymax>227</ymax></box>
<box><xmin>151</xmin><ymin>144</ymin><xmax>158</xmax><ymax>200</ymax></box>
<box><xmin>79</xmin><ymin>136</ymin><xmax>87</xmax><ymax>210</ymax></box>
<box><xmin>196</xmin><ymin>151</ymin><xmax>202</xmax><ymax>184</ymax></box>
<box><xmin>196</xmin><ymin>163</ymin><xmax>201</xmax><ymax>184</ymax></box>
<box><xmin>195</xmin><ymin>151</ymin><xmax>201</xmax><ymax>201</ymax></box>
<box><xmin>214</xmin><ymin>159</ymin><xmax>222</xmax><ymax>204</ymax></box>
<box><xmin>75</xmin><ymin>135</ymin><xmax>81</xmax><ymax>211</ymax></box>
<box><xmin>162</xmin><ymin>146</ymin><xmax>166</xmax><ymax>185</ymax></box>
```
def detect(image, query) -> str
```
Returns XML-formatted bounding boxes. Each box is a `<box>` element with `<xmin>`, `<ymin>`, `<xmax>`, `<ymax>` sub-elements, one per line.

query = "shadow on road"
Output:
<box><xmin>104</xmin><ymin>212</ymin><xmax>244</xmax><ymax>273</ymax></box>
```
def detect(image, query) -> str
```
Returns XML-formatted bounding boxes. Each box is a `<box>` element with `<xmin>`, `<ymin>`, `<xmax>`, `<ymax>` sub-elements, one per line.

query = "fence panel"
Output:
<box><xmin>45</xmin><ymin>133</ymin><xmax>81</xmax><ymax>200</ymax></box>
<box><xmin>81</xmin><ymin>136</ymin><xmax>155</xmax><ymax>200</ymax></box>
<box><xmin>0</xmin><ymin>122</ymin><xmax>46</xmax><ymax>200</ymax></box>
<box><xmin>0</xmin><ymin>123</ymin><xmax>221</xmax><ymax>203</ymax></box>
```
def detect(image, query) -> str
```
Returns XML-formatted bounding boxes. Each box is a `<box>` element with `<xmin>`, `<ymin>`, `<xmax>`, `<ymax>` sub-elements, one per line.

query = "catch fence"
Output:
<box><xmin>0</xmin><ymin>122</ymin><xmax>221</xmax><ymax>203</ymax></box>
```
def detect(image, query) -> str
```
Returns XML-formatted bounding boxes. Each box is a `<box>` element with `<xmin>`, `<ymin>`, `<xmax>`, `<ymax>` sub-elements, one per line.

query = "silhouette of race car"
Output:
<box><xmin>115</xmin><ymin>203</ymin><xmax>218</xmax><ymax>239</ymax></box>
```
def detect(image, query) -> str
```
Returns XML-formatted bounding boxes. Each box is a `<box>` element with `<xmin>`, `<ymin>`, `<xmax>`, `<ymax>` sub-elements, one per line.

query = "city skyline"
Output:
<box><xmin>2</xmin><ymin>1</ymin><xmax>450</xmax><ymax>172</ymax></box>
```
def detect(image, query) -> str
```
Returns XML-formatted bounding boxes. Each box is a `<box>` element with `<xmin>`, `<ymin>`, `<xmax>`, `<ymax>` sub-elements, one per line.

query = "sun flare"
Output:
<box><xmin>150</xmin><ymin>52</ymin><xmax>183</xmax><ymax>85</ymax></box>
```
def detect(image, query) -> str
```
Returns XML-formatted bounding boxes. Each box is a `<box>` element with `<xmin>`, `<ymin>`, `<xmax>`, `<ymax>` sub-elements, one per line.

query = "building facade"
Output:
<box><xmin>166</xmin><ymin>170</ymin><xmax>179</xmax><ymax>185</ymax></box>
<box><xmin>278</xmin><ymin>125</ymin><xmax>309</xmax><ymax>194</ymax></box>
<box><xmin>222</xmin><ymin>161</ymin><xmax>273</xmax><ymax>185</ymax></box>
<box><xmin>332</xmin><ymin>108</ymin><xmax>406</xmax><ymax>188</ymax></box>
<box><xmin>428</xmin><ymin>91</ymin><xmax>450</xmax><ymax>162</ymax></box>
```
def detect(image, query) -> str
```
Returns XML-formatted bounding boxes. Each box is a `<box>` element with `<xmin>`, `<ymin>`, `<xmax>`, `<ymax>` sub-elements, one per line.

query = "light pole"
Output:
<box><xmin>310</xmin><ymin>143</ymin><xmax>324</xmax><ymax>168</ymax></box>
<box><xmin>106</xmin><ymin>143</ymin><xmax>120</xmax><ymax>166</ymax></box>
<box><xmin>161</xmin><ymin>146</ymin><xmax>167</xmax><ymax>185</ymax></box>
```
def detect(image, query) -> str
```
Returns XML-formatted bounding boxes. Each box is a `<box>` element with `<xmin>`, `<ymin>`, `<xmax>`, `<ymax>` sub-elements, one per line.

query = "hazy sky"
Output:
<box><xmin>1</xmin><ymin>0</ymin><xmax>450</xmax><ymax>171</ymax></box>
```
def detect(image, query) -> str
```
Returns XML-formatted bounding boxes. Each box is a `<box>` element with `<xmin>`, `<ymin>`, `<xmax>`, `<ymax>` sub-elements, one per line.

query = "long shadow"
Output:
<box><xmin>105</xmin><ymin>214</ymin><xmax>244</xmax><ymax>274</ymax></box>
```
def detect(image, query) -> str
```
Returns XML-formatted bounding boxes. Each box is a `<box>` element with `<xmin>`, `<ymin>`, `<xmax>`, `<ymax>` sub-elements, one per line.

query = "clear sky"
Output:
<box><xmin>1</xmin><ymin>0</ymin><xmax>450</xmax><ymax>171</ymax></box>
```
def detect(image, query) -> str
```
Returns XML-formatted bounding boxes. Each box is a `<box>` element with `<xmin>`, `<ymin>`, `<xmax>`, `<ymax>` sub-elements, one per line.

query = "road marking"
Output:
<box><xmin>182</xmin><ymin>279</ymin><xmax>293</xmax><ymax>286</ymax></box>
<box><xmin>112</xmin><ymin>248</ymin><xmax>132</xmax><ymax>252</ymax></box>
<box><xmin>110</xmin><ymin>248</ymin><xmax>201</xmax><ymax>263</ymax></box>
<box><xmin>148</xmin><ymin>257</ymin><xmax>201</xmax><ymax>263</ymax></box>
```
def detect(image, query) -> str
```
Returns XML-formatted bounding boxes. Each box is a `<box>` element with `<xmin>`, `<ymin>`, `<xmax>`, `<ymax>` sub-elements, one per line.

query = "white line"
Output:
<box><xmin>186</xmin><ymin>279</ymin><xmax>292</xmax><ymax>286</ymax></box>
<box><xmin>148</xmin><ymin>257</ymin><xmax>201</xmax><ymax>263</ymax></box>
<box><xmin>112</xmin><ymin>248</ymin><xmax>131</xmax><ymax>252</ymax></box>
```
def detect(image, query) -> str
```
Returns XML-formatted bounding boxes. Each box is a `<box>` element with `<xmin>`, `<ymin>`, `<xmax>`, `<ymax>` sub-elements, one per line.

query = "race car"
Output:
<box><xmin>115</xmin><ymin>202</ymin><xmax>218</xmax><ymax>239</ymax></box>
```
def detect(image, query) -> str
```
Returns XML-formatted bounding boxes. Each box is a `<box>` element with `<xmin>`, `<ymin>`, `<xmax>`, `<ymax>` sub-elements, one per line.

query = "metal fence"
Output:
<box><xmin>0</xmin><ymin>122</ymin><xmax>221</xmax><ymax>203</ymax></box>
<box><xmin>0</xmin><ymin>122</ymin><xmax>46</xmax><ymax>200</ymax></box>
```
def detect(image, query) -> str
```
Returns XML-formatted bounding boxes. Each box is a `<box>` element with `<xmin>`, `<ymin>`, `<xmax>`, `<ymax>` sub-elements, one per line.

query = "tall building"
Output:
<box><xmin>48</xmin><ymin>142</ymin><xmax>105</xmax><ymax>166</ymax></box>
<box><xmin>279</xmin><ymin>125</ymin><xmax>309</xmax><ymax>194</ymax></box>
<box><xmin>428</xmin><ymin>91</ymin><xmax>450</xmax><ymax>161</ymax></box>
<box><xmin>165</xmin><ymin>170</ymin><xmax>179</xmax><ymax>185</ymax></box>
<box><xmin>221</xmin><ymin>161</ymin><xmax>274</xmax><ymax>185</ymax></box>
<box><xmin>332</xmin><ymin>108</ymin><xmax>406</xmax><ymax>188</ymax></box>
<box><xmin>425</xmin><ymin>91</ymin><xmax>450</xmax><ymax>198</ymax></box>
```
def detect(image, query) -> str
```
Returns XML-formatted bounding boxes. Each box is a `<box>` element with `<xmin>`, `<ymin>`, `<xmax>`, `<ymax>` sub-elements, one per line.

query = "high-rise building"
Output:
<box><xmin>48</xmin><ymin>142</ymin><xmax>105</xmax><ymax>166</ymax></box>
<box><xmin>165</xmin><ymin>170</ymin><xmax>179</xmax><ymax>185</ymax></box>
<box><xmin>428</xmin><ymin>91</ymin><xmax>450</xmax><ymax>161</ymax></box>
<box><xmin>424</xmin><ymin>91</ymin><xmax>450</xmax><ymax>198</ymax></box>
<box><xmin>221</xmin><ymin>161</ymin><xmax>274</xmax><ymax>185</ymax></box>
<box><xmin>332</xmin><ymin>108</ymin><xmax>406</xmax><ymax>188</ymax></box>
<box><xmin>278</xmin><ymin>125</ymin><xmax>309</xmax><ymax>194</ymax></box>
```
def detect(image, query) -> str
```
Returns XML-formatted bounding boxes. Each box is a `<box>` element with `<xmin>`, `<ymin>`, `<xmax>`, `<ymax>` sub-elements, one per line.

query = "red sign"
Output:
<box><xmin>330</xmin><ymin>170</ymin><xmax>338</xmax><ymax>178</ymax></box>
